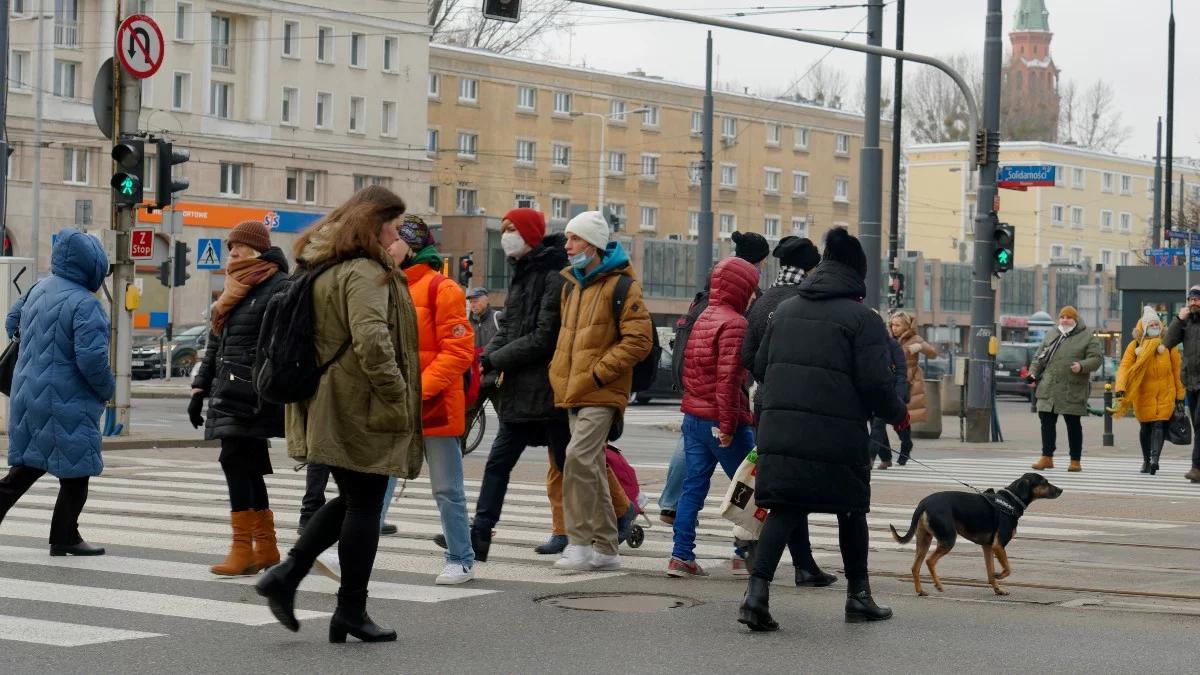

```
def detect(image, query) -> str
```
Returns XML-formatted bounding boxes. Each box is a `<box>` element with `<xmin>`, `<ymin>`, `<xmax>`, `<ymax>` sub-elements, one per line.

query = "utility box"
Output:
<box><xmin>0</xmin><ymin>258</ymin><xmax>38</xmax><ymax>434</ymax></box>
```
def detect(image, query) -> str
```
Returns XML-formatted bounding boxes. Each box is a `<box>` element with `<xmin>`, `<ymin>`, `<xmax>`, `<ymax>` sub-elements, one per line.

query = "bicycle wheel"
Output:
<box><xmin>462</xmin><ymin>406</ymin><xmax>486</xmax><ymax>456</ymax></box>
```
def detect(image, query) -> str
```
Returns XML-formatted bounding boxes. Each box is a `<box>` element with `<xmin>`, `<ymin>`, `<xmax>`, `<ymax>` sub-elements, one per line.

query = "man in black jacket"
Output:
<box><xmin>737</xmin><ymin>228</ymin><xmax>909</xmax><ymax>632</ymax></box>
<box><xmin>1162</xmin><ymin>284</ymin><xmax>1200</xmax><ymax>482</ymax></box>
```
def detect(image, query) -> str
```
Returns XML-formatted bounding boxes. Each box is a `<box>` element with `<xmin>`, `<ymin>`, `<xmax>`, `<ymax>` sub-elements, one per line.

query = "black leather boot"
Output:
<box><xmin>329</xmin><ymin>590</ymin><xmax>397</xmax><ymax>643</ymax></box>
<box><xmin>50</xmin><ymin>540</ymin><xmax>105</xmax><ymax>556</ymax></box>
<box><xmin>254</xmin><ymin>554</ymin><xmax>309</xmax><ymax>632</ymax></box>
<box><xmin>845</xmin><ymin>578</ymin><xmax>892</xmax><ymax>623</ymax></box>
<box><xmin>471</xmin><ymin>527</ymin><xmax>492</xmax><ymax>562</ymax></box>
<box><xmin>1140</xmin><ymin>462</ymin><xmax>1151</xmax><ymax>474</ymax></box>
<box><xmin>737</xmin><ymin>576</ymin><xmax>779</xmax><ymax>632</ymax></box>
<box><xmin>1150</xmin><ymin>424</ymin><xmax>1164</xmax><ymax>475</ymax></box>
<box><xmin>795</xmin><ymin>565</ymin><xmax>838</xmax><ymax>587</ymax></box>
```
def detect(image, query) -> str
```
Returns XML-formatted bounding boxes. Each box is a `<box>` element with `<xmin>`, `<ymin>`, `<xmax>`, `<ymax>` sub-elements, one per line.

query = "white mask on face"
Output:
<box><xmin>501</xmin><ymin>231</ymin><xmax>530</xmax><ymax>258</ymax></box>
<box><xmin>1058</xmin><ymin>322</ymin><xmax>1075</xmax><ymax>335</ymax></box>
<box><xmin>1146</xmin><ymin>325</ymin><xmax>1163</xmax><ymax>338</ymax></box>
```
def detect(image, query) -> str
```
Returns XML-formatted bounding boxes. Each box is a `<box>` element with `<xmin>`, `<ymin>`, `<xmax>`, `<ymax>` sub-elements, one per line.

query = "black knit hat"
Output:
<box><xmin>732</xmin><ymin>231</ymin><xmax>770</xmax><ymax>264</ymax></box>
<box><xmin>822</xmin><ymin>227</ymin><xmax>868</xmax><ymax>278</ymax></box>
<box><xmin>773</xmin><ymin>236</ymin><xmax>821</xmax><ymax>272</ymax></box>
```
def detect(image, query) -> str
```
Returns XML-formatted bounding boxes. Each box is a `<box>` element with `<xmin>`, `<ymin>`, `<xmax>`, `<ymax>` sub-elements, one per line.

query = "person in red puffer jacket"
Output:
<box><xmin>667</xmin><ymin>256</ymin><xmax>760</xmax><ymax>578</ymax></box>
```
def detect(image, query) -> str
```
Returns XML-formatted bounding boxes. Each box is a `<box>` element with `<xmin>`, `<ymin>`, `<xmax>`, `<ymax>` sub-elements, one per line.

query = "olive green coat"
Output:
<box><xmin>286</xmin><ymin>233</ymin><xmax>424</xmax><ymax>479</ymax></box>
<box><xmin>1029</xmin><ymin>322</ymin><xmax>1103</xmax><ymax>417</ymax></box>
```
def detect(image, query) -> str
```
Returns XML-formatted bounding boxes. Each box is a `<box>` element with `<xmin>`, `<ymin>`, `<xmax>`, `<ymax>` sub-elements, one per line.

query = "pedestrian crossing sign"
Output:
<box><xmin>196</xmin><ymin>238</ymin><xmax>223</xmax><ymax>270</ymax></box>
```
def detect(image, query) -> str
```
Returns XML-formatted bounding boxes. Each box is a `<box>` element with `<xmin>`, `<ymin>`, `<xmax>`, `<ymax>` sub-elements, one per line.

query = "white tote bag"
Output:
<box><xmin>720</xmin><ymin>448</ymin><xmax>768</xmax><ymax>538</ymax></box>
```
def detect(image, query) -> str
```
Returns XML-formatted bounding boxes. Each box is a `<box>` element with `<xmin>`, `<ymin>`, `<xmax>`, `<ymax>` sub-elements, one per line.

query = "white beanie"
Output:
<box><xmin>565</xmin><ymin>211</ymin><xmax>610</xmax><ymax>251</ymax></box>
<box><xmin>1141</xmin><ymin>305</ymin><xmax>1161</xmax><ymax>328</ymax></box>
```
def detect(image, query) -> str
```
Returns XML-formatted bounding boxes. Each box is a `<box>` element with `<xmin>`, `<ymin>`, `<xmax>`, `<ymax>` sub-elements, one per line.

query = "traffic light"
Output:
<box><xmin>887</xmin><ymin>270</ymin><xmax>905</xmax><ymax>309</ymax></box>
<box><xmin>154</xmin><ymin>141</ymin><xmax>190</xmax><ymax>210</ymax></box>
<box><xmin>482</xmin><ymin>0</ymin><xmax>521</xmax><ymax>22</ymax></box>
<box><xmin>157</xmin><ymin>261</ymin><xmax>172</xmax><ymax>288</ymax></box>
<box><xmin>458</xmin><ymin>253</ymin><xmax>474</xmax><ymax>286</ymax></box>
<box><xmin>993</xmin><ymin>222</ymin><xmax>1015</xmax><ymax>275</ymax></box>
<box><xmin>174</xmin><ymin>240</ymin><xmax>192</xmax><ymax>287</ymax></box>
<box><xmin>111</xmin><ymin>137</ymin><xmax>144</xmax><ymax>206</ymax></box>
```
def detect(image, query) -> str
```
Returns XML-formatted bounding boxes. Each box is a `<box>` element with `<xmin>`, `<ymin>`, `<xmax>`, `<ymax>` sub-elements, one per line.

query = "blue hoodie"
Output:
<box><xmin>572</xmin><ymin>241</ymin><xmax>630</xmax><ymax>287</ymax></box>
<box><xmin>6</xmin><ymin>229</ymin><xmax>114</xmax><ymax>478</ymax></box>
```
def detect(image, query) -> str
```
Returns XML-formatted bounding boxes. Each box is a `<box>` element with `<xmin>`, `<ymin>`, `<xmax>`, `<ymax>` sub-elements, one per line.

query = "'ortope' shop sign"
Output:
<box><xmin>140</xmin><ymin>202</ymin><xmax>322</xmax><ymax>234</ymax></box>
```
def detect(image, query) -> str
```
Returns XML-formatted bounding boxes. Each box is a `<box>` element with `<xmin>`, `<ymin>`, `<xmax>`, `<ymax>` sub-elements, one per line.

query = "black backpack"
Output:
<box><xmin>670</xmin><ymin>290</ymin><xmax>709</xmax><ymax>392</ymax></box>
<box><xmin>253</xmin><ymin>262</ymin><xmax>352</xmax><ymax>405</ymax></box>
<box><xmin>565</xmin><ymin>275</ymin><xmax>660</xmax><ymax>394</ymax></box>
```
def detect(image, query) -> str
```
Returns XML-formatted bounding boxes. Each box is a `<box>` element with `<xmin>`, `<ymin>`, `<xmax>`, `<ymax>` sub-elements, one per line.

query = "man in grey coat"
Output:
<box><xmin>1161</xmin><ymin>285</ymin><xmax>1200</xmax><ymax>482</ymax></box>
<box><xmin>1028</xmin><ymin>305</ymin><xmax>1103</xmax><ymax>472</ymax></box>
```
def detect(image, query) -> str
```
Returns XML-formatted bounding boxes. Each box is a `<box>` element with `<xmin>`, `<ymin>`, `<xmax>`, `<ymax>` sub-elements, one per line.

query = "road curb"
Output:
<box><xmin>102</xmin><ymin>438</ymin><xmax>221</xmax><ymax>450</ymax></box>
<box><xmin>132</xmin><ymin>391</ymin><xmax>192</xmax><ymax>399</ymax></box>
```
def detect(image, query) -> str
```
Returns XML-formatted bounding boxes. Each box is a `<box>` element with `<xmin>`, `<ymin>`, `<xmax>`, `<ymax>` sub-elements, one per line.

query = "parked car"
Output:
<box><xmin>922</xmin><ymin>356</ymin><xmax>951</xmax><ymax>381</ymax></box>
<box><xmin>131</xmin><ymin>324</ymin><xmax>207</xmax><ymax>379</ymax></box>
<box><xmin>630</xmin><ymin>343</ymin><xmax>680</xmax><ymax>405</ymax></box>
<box><xmin>995</xmin><ymin>342</ymin><xmax>1039</xmax><ymax>400</ymax></box>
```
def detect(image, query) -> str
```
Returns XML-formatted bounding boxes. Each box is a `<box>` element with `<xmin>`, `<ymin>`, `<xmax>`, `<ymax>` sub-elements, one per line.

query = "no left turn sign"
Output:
<box><xmin>117</xmin><ymin>14</ymin><xmax>165</xmax><ymax>79</ymax></box>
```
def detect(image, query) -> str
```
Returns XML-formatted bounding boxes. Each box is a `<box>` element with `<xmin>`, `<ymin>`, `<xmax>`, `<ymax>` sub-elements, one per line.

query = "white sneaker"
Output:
<box><xmin>554</xmin><ymin>544</ymin><xmax>594</xmax><ymax>570</ymax></box>
<box><xmin>435</xmin><ymin>562</ymin><xmax>475</xmax><ymax>585</ymax></box>
<box><xmin>589</xmin><ymin>550</ymin><xmax>621</xmax><ymax>571</ymax></box>
<box><xmin>313</xmin><ymin>550</ymin><xmax>341</xmax><ymax>582</ymax></box>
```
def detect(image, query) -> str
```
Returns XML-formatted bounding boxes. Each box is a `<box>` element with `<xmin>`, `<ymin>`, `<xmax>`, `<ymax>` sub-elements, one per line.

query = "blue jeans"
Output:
<box><xmin>380</xmin><ymin>436</ymin><xmax>474</xmax><ymax>567</ymax></box>
<box><xmin>671</xmin><ymin>414</ymin><xmax>755</xmax><ymax>562</ymax></box>
<box><xmin>657</xmin><ymin>436</ymin><xmax>686</xmax><ymax>512</ymax></box>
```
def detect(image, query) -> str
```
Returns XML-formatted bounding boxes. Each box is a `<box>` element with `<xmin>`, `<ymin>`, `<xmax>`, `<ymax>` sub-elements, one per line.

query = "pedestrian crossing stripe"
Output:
<box><xmin>0</xmin><ymin>615</ymin><xmax>162</xmax><ymax>647</ymax></box>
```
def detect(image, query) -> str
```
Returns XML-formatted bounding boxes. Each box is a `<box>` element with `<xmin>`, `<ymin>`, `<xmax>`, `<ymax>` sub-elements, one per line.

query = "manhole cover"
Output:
<box><xmin>536</xmin><ymin>592</ymin><xmax>700</xmax><ymax>613</ymax></box>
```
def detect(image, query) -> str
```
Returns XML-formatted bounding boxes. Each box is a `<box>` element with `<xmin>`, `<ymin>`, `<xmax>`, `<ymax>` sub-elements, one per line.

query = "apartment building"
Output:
<box><xmin>905</xmin><ymin>142</ymin><xmax>1200</xmax><ymax>272</ymax></box>
<box><xmin>427</xmin><ymin>44</ymin><xmax>891</xmax><ymax>313</ymax></box>
<box><xmin>5</xmin><ymin>0</ymin><xmax>430</xmax><ymax>325</ymax></box>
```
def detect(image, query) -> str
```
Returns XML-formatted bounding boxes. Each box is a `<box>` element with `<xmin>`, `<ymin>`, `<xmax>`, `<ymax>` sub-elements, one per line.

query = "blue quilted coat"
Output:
<box><xmin>6</xmin><ymin>229</ymin><xmax>114</xmax><ymax>478</ymax></box>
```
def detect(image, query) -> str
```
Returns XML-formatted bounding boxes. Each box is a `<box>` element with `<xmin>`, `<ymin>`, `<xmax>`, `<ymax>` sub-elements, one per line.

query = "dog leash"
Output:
<box><xmin>867</xmin><ymin>438</ymin><xmax>987</xmax><ymax>496</ymax></box>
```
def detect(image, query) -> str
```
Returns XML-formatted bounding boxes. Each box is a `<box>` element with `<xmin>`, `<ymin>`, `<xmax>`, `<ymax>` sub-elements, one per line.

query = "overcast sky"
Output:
<box><xmin>541</xmin><ymin>0</ymin><xmax>1198</xmax><ymax>160</ymax></box>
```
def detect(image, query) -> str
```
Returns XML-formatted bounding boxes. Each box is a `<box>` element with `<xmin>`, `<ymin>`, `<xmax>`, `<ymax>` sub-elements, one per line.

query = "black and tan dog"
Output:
<box><xmin>889</xmin><ymin>473</ymin><xmax>1063</xmax><ymax>596</ymax></box>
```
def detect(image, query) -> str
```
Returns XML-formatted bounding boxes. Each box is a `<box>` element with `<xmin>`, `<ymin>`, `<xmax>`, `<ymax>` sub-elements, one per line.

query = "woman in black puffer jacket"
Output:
<box><xmin>189</xmin><ymin>221</ymin><xmax>289</xmax><ymax>576</ymax></box>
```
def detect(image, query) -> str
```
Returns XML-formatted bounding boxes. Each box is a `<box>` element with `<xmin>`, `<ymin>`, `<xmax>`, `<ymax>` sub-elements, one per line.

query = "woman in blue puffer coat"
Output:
<box><xmin>0</xmin><ymin>228</ymin><xmax>114</xmax><ymax>556</ymax></box>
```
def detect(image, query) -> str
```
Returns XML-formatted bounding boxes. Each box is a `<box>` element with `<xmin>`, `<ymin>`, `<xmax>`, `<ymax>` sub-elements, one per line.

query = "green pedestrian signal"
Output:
<box><xmin>993</xmin><ymin>221</ymin><xmax>1015</xmax><ymax>275</ymax></box>
<box><xmin>111</xmin><ymin>137</ymin><xmax>145</xmax><ymax>206</ymax></box>
<box><xmin>120</xmin><ymin>176</ymin><xmax>136</xmax><ymax>195</ymax></box>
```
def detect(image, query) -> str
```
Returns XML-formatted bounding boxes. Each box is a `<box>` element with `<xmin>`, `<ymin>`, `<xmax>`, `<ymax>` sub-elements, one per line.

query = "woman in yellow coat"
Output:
<box><xmin>1113</xmin><ymin>306</ymin><xmax>1185</xmax><ymax>475</ymax></box>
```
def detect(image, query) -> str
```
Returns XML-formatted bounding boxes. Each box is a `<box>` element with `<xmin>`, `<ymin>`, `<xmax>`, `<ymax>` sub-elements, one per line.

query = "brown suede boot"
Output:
<box><xmin>253</xmin><ymin>509</ymin><xmax>281</xmax><ymax>571</ymax></box>
<box><xmin>1031</xmin><ymin>456</ymin><xmax>1054</xmax><ymax>471</ymax></box>
<box><xmin>1068</xmin><ymin>460</ymin><xmax>1082</xmax><ymax>472</ymax></box>
<box><xmin>1185</xmin><ymin>467</ymin><xmax>1200</xmax><ymax>483</ymax></box>
<box><xmin>211</xmin><ymin>510</ymin><xmax>258</xmax><ymax>576</ymax></box>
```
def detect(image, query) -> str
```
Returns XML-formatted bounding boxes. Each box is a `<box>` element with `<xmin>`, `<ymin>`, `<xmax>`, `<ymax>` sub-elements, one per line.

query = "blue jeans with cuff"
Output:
<box><xmin>380</xmin><ymin>435</ymin><xmax>474</xmax><ymax>567</ymax></box>
<box><xmin>671</xmin><ymin>414</ymin><xmax>755</xmax><ymax>562</ymax></box>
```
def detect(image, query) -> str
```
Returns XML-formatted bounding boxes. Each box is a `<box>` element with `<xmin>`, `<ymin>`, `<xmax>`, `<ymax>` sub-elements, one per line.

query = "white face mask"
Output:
<box><xmin>1058</xmin><ymin>322</ymin><xmax>1075</xmax><ymax>335</ymax></box>
<box><xmin>1146</xmin><ymin>325</ymin><xmax>1162</xmax><ymax>338</ymax></box>
<box><xmin>500</xmin><ymin>231</ymin><xmax>530</xmax><ymax>258</ymax></box>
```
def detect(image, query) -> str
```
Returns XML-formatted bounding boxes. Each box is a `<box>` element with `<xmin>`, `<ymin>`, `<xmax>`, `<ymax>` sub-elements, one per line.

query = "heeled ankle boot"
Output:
<box><xmin>845</xmin><ymin>578</ymin><xmax>893</xmax><ymax>623</ymax></box>
<box><xmin>211</xmin><ymin>511</ymin><xmax>258</xmax><ymax>576</ymax></box>
<box><xmin>329</xmin><ymin>590</ymin><xmax>397</xmax><ymax>643</ymax></box>
<box><xmin>254</xmin><ymin>554</ymin><xmax>310</xmax><ymax>632</ymax></box>
<box><xmin>737</xmin><ymin>576</ymin><xmax>779</xmax><ymax>632</ymax></box>
<box><xmin>252</xmin><ymin>509</ymin><xmax>281</xmax><ymax>571</ymax></box>
<box><xmin>795</xmin><ymin>565</ymin><xmax>838</xmax><ymax>587</ymax></box>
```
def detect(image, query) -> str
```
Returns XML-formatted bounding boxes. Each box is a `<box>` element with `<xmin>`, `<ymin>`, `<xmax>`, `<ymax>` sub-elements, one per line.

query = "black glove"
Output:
<box><xmin>188</xmin><ymin>392</ymin><xmax>205</xmax><ymax>429</ymax></box>
<box><xmin>481</xmin><ymin>353</ymin><xmax>494</xmax><ymax>374</ymax></box>
<box><xmin>1024</xmin><ymin>375</ymin><xmax>1037</xmax><ymax>385</ymax></box>
<box><xmin>1114</xmin><ymin>391</ymin><xmax>1125</xmax><ymax>399</ymax></box>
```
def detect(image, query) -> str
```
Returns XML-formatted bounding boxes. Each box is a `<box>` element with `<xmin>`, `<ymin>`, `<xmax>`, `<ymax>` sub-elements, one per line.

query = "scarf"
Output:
<box><xmin>1108</xmin><ymin>336</ymin><xmax>1165</xmax><ymax>418</ymax></box>
<box><xmin>774</xmin><ymin>265</ymin><xmax>805</xmax><ymax>287</ymax></box>
<box><xmin>210</xmin><ymin>257</ymin><xmax>280</xmax><ymax>335</ymax></box>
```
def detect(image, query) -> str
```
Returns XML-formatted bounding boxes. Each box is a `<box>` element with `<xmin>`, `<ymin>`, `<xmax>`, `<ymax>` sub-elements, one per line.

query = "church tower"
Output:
<box><xmin>1005</xmin><ymin>0</ymin><xmax>1060</xmax><ymax>141</ymax></box>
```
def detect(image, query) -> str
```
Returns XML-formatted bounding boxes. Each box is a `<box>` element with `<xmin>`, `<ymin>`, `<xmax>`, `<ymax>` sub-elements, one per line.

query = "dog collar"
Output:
<box><xmin>996</xmin><ymin>488</ymin><xmax>1028</xmax><ymax>517</ymax></box>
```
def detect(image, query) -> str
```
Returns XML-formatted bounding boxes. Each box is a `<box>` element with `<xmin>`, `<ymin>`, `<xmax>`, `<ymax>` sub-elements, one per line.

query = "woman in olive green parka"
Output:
<box><xmin>1028</xmin><ymin>305</ymin><xmax>1102</xmax><ymax>472</ymax></box>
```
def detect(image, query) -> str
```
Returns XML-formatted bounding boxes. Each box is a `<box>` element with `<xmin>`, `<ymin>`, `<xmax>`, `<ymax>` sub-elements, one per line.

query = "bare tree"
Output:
<box><xmin>902</xmin><ymin>53</ymin><xmax>982</xmax><ymax>144</ymax></box>
<box><xmin>801</xmin><ymin>62</ymin><xmax>850</xmax><ymax>110</ymax></box>
<box><xmin>1058</xmin><ymin>79</ymin><xmax>1133</xmax><ymax>152</ymax></box>
<box><xmin>429</xmin><ymin>0</ymin><xmax>576</xmax><ymax>56</ymax></box>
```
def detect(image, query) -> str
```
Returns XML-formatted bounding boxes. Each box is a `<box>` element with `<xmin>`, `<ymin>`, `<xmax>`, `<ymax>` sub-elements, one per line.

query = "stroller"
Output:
<box><xmin>606</xmin><ymin>444</ymin><xmax>651</xmax><ymax>548</ymax></box>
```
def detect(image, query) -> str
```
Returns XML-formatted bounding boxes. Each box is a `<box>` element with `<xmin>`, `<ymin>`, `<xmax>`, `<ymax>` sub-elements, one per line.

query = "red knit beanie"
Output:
<box><xmin>503</xmin><ymin>208</ymin><xmax>546</xmax><ymax>248</ymax></box>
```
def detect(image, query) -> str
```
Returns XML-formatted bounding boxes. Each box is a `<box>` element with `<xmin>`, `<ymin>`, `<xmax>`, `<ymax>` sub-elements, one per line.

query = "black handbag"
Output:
<box><xmin>0</xmin><ymin>330</ymin><xmax>19</xmax><ymax>397</ymax></box>
<box><xmin>1167</xmin><ymin>403</ymin><xmax>1192</xmax><ymax>446</ymax></box>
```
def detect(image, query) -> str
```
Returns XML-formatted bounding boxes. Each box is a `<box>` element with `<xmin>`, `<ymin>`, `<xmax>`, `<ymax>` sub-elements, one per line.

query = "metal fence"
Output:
<box><xmin>1000</xmin><ymin>268</ymin><xmax>1036</xmax><ymax>315</ymax></box>
<box><xmin>1055</xmin><ymin>272</ymin><xmax>1086</xmax><ymax>312</ymax></box>
<box><xmin>940</xmin><ymin>263</ymin><xmax>971</xmax><ymax>313</ymax></box>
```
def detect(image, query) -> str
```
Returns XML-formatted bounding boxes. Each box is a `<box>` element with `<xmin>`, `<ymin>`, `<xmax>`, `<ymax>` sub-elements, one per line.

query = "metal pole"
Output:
<box><xmin>888</xmin><ymin>0</ymin><xmax>905</xmax><ymax>270</ymax></box>
<box><xmin>1165</xmin><ymin>3</ymin><xmax>1175</xmax><ymax>231</ymax></box>
<box><xmin>965</xmin><ymin>0</ymin><xmax>1003</xmax><ymax>442</ymax></box>
<box><xmin>1102</xmin><ymin>384</ymin><xmax>1113</xmax><ymax>446</ymax></box>
<box><xmin>1153</xmin><ymin>117</ymin><xmax>1163</xmax><ymax>247</ymax></box>
<box><xmin>164</xmin><ymin>229</ymin><xmax>174</xmax><ymax>382</ymax></box>
<box><xmin>598</xmin><ymin>115</ymin><xmax>606</xmax><ymax>212</ymax></box>
<box><xmin>860</xmin><ymin>0</ymin><xmax>884</xmax><ymax>309</ymax></box>
<box><xmin>111</xmin><ymin>1</ymin><xmax>139</xmax><ymax>436</ymax></box>
<box><xmin>31</xmin><ymin>0</ymin><xmax>44</xmax><ymax>273</ymax></box>
<box><xmin>697</xmin><ymin>31</ymin><xmax>714</xmax><ymax>291</ymax></box>
<box><xmin>0</xmin><ymin>0</ymin><xmax>10</xmax><ymax>251</ymax></box>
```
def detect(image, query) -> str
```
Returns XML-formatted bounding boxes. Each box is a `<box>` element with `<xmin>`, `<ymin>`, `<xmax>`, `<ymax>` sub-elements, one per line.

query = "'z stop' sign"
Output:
<box><xmin>117</xmin><ymin>15</ymin><xmax>165</xmax><ymax>80</ymax></box>
<box><xmin>130</xmin><ymin>229</ymin><xmax>155</xmax><ymax>259</ymax></box>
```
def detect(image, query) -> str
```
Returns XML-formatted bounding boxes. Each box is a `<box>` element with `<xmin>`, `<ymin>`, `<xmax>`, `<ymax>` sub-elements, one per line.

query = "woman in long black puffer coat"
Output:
<box><xmin>189</xmin><ymin>221</ymin><xmax>289</xmax><ymax>576</ymax></box>
<box><xmin>738</xmin><ymin>227</ymin><xmax>909</xmax><ymax>632</ymax></box>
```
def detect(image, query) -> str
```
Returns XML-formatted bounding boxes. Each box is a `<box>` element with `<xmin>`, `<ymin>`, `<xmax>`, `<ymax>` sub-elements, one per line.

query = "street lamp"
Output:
<box><xmin>570</xmin><ymin>107</ymin><xmax>651</xmax><ymax>216</ymax></box>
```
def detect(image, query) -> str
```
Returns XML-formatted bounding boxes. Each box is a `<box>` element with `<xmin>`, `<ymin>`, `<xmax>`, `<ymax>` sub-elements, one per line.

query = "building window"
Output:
<box><xmin>428</xmin><ymin>184</ymin><xmax>437</xmax><ymax>209</ymax></box>
<box><xmin>551</xmin><ymin>197</ymin><xmax>570</xmax><ymax>220</ymax></box>
<box><xmin>282</xmin><ymin>20</ymin><xmax>298</xmax><ymax>57</ymax></box>
<box><xmin>350</xmin><ymin>33</ymin><xmax>365</xmax><ymax>67</ymax></box>
<box><xmin>62</xmin><ymin>147</ymin><xmax>89</xmax><ymax>185</ymax></box>
<box><xmin>383</xmin><ymin>37</ymin><xmax>398</xmax><ymax>72</ymax></box>
<box><xmin>1120</xmin><ymin>174</ymin><xmax>1132</xmax><ymax>195</ymax></box>
<box><xmin>1101</xmin><ymin>249</ymin><xmax>1113</xmax><ymax>269</ymax></box>
<box><xmin>514</xmin><ymin>193</ymin><xmax>537</xmax><ymax>209</ymax></box>
<box><xmin>691</xmin><ymin>111</ymin><xmax>703</xmax><ymax>135</ymax></box>
<box><xmin>552</xmin><ymin>144</ymin><xmax>570</xmax><ymax>169</ymax></box>
<box><xmin>640</xmin><ymin>206</ymin><xmax>657</xmax><ymax>231</ymax></box>
<box><xmin>209</xmin><ymin>82</ymin><xmax>231</xmax><ymax>118</ymax></box>
<box><xmin>609</xmin><ymin>99</ymin><xmax>627</xmax><ymax>122</ymax></box>
<box><xmin>608</xmin><ymin>151</ymin><xmax>625</xmax><ymax>175</ymax></box>
<box><xmin>1072</xmin><ymin>167</ymin><xmax>1085</xmax><ymax>188</ymax></box>
<box><xmin>719</xmin><ymin>213</ymin><xmax>736</xmax><ymax>237</ymax></box>
<box><xmin>286</xmin><ymin>169</ymin><xmax>298</xmax><ymax>202</ymax></box>
<box><xmin>459</xmin><ymin>78</ymin><xmax>478</xmax><ymax>103</ymax></box>
<box><xmin>721</xmin><ymin>116</ymin><xmax>736</xmax><ymax>140</ymax></box>
<box><xmin>1119</xmin><ymin>212</ymin><xmax>1132</xmax><ymax>233</ymax></box>
<box><xmin>766</xmin><ymin>123</ymin><xmax>781</xmax><ymax>146</ymax></box>
<box><xmin>794</xmin><ymin>126</ymin><xmax>810</xmax><ymax>149</ymax></box>
<box><xmin>1100</xmin><ymin>210</ymin><xmax>1114</xmax><ymax>231</ymax></box>
<box><xmin>9</xmin><ymin>51</ymin><xmax>30</xmax><ymax>91</ymax></box>
<box><xmin>834</xmin><ymin>177</ymin><xmax>850</xmax><ymax>202</ymax></box>
<box><xmin>764</xmin><ymin>216</ymin><xmax>781</xmax><ymax>238</ymax></box>
<box><xmin>458</xmin><ymin>132</ymin><xmax>478</xmax><ymax>159</ymax></box>
<box><xmin>516</xmin><ymin>140</ymin><xmax>536</xmax><ymax>165</ymax></box>
<box><xmin>553</xmin><ymin>91</ymin><xmax>571</xmax><ymax>114</ymax></box>
<box><xmin>793</xmin><ymin>171</ymin><xmax>809</xmax><ymax>196</ymax></box>
<box><xmin>720</xmin><ymin>164</ymin><xmax>737</xmax><ymax>188</ymax></box>
<box><xmin>427</xmin><ymin>128</ymin><xmax>439</xmax><ymax>154</ymax></box>
<box><xmin>54</xmin><ymin>0</ymin><xmax>79</xmax><ymax>47</ymax></box>
<box><xmin>835</xmin><ymin>133</ymin><xmax>850</xmax><ymax>154</ymax></box>
<box><xmin>52</xmin><ymin>60</ymin><xmax>77</xmax><ymax>98</ymax></box>
<box><xmin>1070</xmin><ymin>206</ymin><xmax>1084</xmax><ymax>229</ymax></box>
<box><xmin>1051</xmin><ymin>204</ymin><xmax>1065</xmax><ymax>225</ymax></box>
<box><xmin>281</xmin><ymin>86</ymin><xmax>297</xmax><ymax>124</ymax></box>
<box><xmin>1146</xmin><ymin>177</ymin><xmax>1155</xmax><ymax>199</ymax></box>
<box><xmin>791</xmin><ymin>217</ymin><xmax>808</xmax><ymax>237</ymax></box>
<box><xmin>640</xmin><ymin>154</ymin><xmax>659</xmax><ymax>180</ymax></box>
<box><xmin>1050</xmin><ymin>244</ymin><xmax>1064</xmax><ymax>259</ymax></box>
<box><xmin>210</xmin><ymin>16</ymin><xmax>232</xmax><ymax>68</ymax></box>
<box><xmin>764</xmin><ymin>169</ymin><xmax>781</xmax><ymax>194</ymax></box>
<box><xmin>688</xmin><ymin>161</ymin><xmax>702</xmax><ymax>185</ymax></box>
<box><xmin>1120</xmin><ymin>250</ymin><xmax>1131</xmax><ymax>266</ymax></box>
<box><xmin>381</xmin><ymin>101</ymin><xmax>396</xmax><ymax>136</ymax></box>
<box><xmin>219</xmin><ymin>162</ymin><xmax>244</xmax><ymax>197</ymax></box>
<box><xmin>641</xmin><ymin>105</ymin><xmax>659</xmax><ymax>127</ymax></box>
<box><xmin>354</xmin><ymin>174</ymin><xmax>390</xmax><ymax>191</ymax></box>
<box><xmin>517</xmin><ymin>86</ymin><xmax>537</xmax><ymax>111</ymax></box>
<box><xmin>172</xmin><ymin>72</ymin><xmax>191</xmax><ymax>110</ymax></box>
<box><xmin>175</xmin><ymin>2</ymin><xmax>193</xmax><ymax>41</ymax></box>
<box><xmin>349</xmin><ymin>96</ymin><xmax>365</xmax><ymax>133</ymax></box>
<box><xmin>303</xmin><ymin>171</ymin><xmax>318</xmax><ymax>204</ymax></box>
<box><xmin>1069</xmin><ymin>246</ymin><xmax>1083</xmax><ymax>264</ymax></box>
<box><xmin>315</xmin><ymin>92</ymin><xmax>331</xmax><ymax>128</ymax></box>
<box><xmin>1101</xmin><ymin>172</ymin><xmax>1114</xmax><ymax>193</ymax></box>
<box><xmin>689</xmin><ymin>211</ymin><xmax>699</xmax><ymax>237</ymax></box>
<box><xmin>285</xmin><ymin>169</ymin><xmax>318</xmax><ymax>204</ymax></box>
<box><xmin>428</xmin><ymin>73</ymin><xmax>440</xmax><ymax>98</ymax></box>
<box><xmin>456</xmin><ymin>188</ymin><xmax>478</xmax><ymax>214</ymax></box>
<box><xmin>317</xmin><ymin>26</ymin><xmax>333</xmax><ymax>63</ymax></box>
